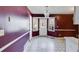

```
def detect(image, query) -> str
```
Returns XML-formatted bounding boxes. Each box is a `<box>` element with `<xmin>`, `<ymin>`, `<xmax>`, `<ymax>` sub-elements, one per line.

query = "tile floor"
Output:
<box><xmin>23</xmin><ymin>36</ymin><xmax>65</xmax><ymax>52</ymax></box>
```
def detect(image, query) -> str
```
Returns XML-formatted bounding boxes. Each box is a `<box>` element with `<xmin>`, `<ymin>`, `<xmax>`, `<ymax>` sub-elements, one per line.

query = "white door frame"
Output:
<box><xmin>29</xmin><ymin>15</ymin><xmax>32</xmax><ymax>40</ymax></box>
<box><xmin>39</xmin><ymin>17</ymin><xmax>47</xmax><ymax>36</ymax></box>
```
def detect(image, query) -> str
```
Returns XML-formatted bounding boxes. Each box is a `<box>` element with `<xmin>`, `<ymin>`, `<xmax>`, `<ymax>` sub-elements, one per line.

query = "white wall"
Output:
<box><xmin>32</xmin><ymin>17</ymin><xmax>38</xmax><ymax>31</ymax></box>
<box><xmin>74</xmin><ymin>6</ymin><xmax>79</xmax><ymax>24</ymax></box>
<box><xmin>0</xmin><ymin>14</ymin><xmax>29</xmax><ymax>33</ymax></box>
<box><xmin>0</xmin><ymin>14</ymin><xmax>6</xmax><ymax>29</ymax></box>
<box><xmin>5</xmin><ymin>14</ymin><xmax>29</xmax><ymax>33</ymax></box>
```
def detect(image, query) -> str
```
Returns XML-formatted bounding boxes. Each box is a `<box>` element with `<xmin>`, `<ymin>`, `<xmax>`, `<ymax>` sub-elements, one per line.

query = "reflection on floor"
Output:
<box><xmin>24</xmin><ymin>36</ymin><xmax>65</xmax><ymax>52</ymax></box>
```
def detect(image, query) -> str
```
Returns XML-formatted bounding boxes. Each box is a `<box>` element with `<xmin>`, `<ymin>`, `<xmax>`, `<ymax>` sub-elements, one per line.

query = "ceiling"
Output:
<box><xmin>27</xmin><ymin>6</ymin><xmax>74</xmax><ymax>14</ymax></box>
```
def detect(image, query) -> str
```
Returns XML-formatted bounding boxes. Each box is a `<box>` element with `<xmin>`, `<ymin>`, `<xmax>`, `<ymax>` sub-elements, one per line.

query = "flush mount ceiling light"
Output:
<box><xmin>44</xmin><ymin>6</ymin><xmax>49</xmax><ymax>18</ymax></box>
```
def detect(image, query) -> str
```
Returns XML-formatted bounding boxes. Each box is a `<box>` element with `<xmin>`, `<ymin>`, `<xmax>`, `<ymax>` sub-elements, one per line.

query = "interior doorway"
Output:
<box><xmin>39</xmin><ymin>18</ymin><xmax>47</xmax><ymax>36</ymax></box>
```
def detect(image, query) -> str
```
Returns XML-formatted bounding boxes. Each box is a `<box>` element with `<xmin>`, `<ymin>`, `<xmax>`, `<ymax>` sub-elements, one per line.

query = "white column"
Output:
<box><xmin>29</xmin><ymin>15</ymin><xmax>32</xmax><ymax>40</ymax></box>
<box><xmin>74</xmin><ymin>6</ymin><xmax>79</xmax><ymax>24</ymax></box>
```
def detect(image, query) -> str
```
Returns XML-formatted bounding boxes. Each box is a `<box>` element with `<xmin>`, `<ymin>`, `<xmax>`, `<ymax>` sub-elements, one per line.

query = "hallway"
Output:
<box><xmin>0</xmin><ymin>6</ymin><xmax>78</xmax><ymax>52</ymax></box>
<box><xmin>24</xmin><ymin>36</ymin><xmax>65</xmax><ymax>52</ymax></box>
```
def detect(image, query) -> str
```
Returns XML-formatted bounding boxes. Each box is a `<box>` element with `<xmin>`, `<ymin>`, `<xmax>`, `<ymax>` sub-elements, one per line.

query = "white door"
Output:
<box><xmin>39</xmin><ymin>18</ymin><xmax>47</xmax><ymax>36</ymax></box>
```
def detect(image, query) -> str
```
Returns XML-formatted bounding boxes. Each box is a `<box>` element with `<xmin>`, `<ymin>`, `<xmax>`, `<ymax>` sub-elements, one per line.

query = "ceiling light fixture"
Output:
<box><xmin>44</xmin><ymin>6</ymin><xmax>49</xmax><ymax>18</ymax></box>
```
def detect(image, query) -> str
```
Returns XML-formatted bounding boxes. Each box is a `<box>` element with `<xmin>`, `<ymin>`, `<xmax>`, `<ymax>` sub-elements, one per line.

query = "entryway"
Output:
<box><xmin>39</xmin><ymin>18</ymin><xmax>47</xmax><ymax>36</ymax></box>
<box><xmin>32</xmin><ymin>17</ymin><xmax>55</xmax><ymax>37</ymax></box>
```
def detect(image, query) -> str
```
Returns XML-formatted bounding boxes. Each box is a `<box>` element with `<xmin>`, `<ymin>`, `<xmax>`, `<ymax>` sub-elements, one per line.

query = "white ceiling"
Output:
<box><xmin>27</xmin><ymin>6</ymin><xmax>74</xmax><ymax>14</ymax></box>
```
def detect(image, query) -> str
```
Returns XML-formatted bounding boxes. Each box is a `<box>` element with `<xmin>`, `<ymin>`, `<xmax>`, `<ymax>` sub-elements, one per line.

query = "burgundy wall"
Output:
<box><xmin>0</xmin><ymin>6</ymin><xmax>28</xmax><ymax>16</ymax></box>
<box><xmin>32</xmin><ymin>14</ymin><xmax>78</xmax><ymax>37</ymax></box>
<box><xmin>48</xmin><ymin>14</ymin><xmax>78</xmax><ymax>37</ymax></box>
<box><xmin>31</xmin><ymin>14</ymin><xmax>44</xmax><ymax>17</ymax></box>
<box><xmin>32</xmin><ymin>31</ymin><xmax>39</xmax><ymax>36</ymax></box>
<box><xmin>55</xmin><ymin>14</ymin><xmax>73</xmax><ymax>29</ymax></box>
